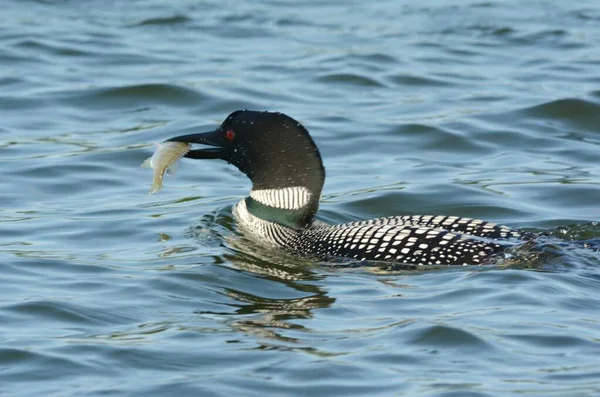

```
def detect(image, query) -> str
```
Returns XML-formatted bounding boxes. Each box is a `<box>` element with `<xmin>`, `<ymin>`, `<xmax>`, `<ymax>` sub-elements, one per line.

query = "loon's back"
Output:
<box><xmin>302</xmin><ymin>215</ymin><xmax>524</xmax><ymax>265</ymax></box>
<box><xmin>168</xmin><ymin>110</ymin><xmax>528</xmax><ymax>266</ymax></box>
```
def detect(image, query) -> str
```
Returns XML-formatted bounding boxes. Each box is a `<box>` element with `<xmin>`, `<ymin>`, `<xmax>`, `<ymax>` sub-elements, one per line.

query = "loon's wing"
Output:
<box><xmin>341</xmin><ymin>215</ymin><xmax>526</xmax><ymax>240</ymax></box>
<box><xmin>301</xmin><ymin>222</ymin><xmax>507</xmax><ymax>266</ymax></box>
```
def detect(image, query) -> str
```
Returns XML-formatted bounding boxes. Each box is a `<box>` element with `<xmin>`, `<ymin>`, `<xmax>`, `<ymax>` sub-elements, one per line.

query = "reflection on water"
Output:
<box><xmin>224</xmin><ymin>287</ymin><xmax>335</xmax><ymax>346</ymax></box>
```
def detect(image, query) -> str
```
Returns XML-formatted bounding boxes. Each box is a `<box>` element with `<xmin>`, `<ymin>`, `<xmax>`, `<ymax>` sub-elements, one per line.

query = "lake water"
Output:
<box><xmin>1</xmin><ymin>1</ymin><xmax>600</xmax><ymax>396</ymax></box>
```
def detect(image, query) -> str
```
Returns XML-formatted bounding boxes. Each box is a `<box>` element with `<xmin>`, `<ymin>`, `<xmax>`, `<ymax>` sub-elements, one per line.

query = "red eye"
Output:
<box><xmin>225</xmin><ymin>130</ymin><xmax>235</xmax><ymax>141</ymax></box>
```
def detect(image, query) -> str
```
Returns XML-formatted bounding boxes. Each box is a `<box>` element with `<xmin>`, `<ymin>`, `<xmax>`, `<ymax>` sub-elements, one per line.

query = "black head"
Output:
<box><xmin>167</xmin><ymin>110</ymin><xmax>326</xmax><ymax>225</ymax></box>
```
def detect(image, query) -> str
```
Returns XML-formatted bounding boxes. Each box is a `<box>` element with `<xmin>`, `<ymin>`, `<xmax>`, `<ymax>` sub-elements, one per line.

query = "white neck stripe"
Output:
<box><xmin>250</xmin><ymin>187</ymin><xmax>312</xmax><ymax>210</ymax></box>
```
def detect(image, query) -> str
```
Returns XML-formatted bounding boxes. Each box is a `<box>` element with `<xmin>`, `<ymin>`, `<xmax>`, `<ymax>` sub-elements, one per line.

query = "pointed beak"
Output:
<box><xmin>166</xmin><ymin>129</ymin><xmax>225</xmax><ymax>160</ymax></box>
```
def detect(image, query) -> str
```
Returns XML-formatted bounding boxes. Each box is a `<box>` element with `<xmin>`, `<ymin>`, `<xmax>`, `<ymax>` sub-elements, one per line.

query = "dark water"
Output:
<box><xmin>1</xmin><ymin>1</ymin><xmax>600</xmax><ymax>396</ymax></box>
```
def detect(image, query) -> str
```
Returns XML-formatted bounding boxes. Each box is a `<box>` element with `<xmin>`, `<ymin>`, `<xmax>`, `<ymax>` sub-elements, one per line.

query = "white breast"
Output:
<box><xmin>232</xmin><ymin>199</ymin><xmax>299</xmax><ymax>248</ymax></box>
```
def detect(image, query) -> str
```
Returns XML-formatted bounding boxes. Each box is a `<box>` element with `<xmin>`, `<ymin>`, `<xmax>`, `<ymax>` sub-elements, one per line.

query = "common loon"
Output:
<box><xmin>167</xmin><ymin>110</ymin><xmax>529</xmax><ymax>266</ymax></box>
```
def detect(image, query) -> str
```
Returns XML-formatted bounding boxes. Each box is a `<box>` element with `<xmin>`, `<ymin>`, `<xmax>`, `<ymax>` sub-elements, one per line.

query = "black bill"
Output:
<box><xmin>166</xmin><ymin>129</ymin><xmax>225</xmax><ymax>160</ymax></box>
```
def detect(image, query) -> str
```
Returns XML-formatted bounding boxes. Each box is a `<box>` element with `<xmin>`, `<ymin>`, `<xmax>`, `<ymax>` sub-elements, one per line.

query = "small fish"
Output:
<box><xmin>141</xmin><ymin>141</ymin><xmax>190</xmax><ymax>194</ymax></box>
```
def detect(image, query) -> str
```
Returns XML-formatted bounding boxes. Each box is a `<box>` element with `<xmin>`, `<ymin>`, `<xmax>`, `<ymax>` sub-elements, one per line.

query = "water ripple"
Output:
<box><xmin>315</xmin><ymin>72</ymin><xmax>385</xmax><ymax>88</ymax></box>
<box><xmin>132</xmin><ymin>15</ymin><xmax>192</xmax><ymax>27</ymax></box>
<box><xmin>56</xmin><ymin>83</ymin><xmax>210</xmax><ymax>109</ymax></box>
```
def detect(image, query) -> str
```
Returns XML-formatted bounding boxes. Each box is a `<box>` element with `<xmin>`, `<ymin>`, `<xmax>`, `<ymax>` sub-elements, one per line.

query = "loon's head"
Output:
<box><xmin>167</xmin><ymin>110</ymin><xmax>325</xmax><ymax>228</ymax></box>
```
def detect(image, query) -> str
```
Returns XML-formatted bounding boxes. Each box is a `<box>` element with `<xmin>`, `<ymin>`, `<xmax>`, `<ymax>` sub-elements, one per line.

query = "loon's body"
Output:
<box><xmin>168</xmin><ymin>110</ymin><xmax>527</xmax><ymax>266</ymax></box>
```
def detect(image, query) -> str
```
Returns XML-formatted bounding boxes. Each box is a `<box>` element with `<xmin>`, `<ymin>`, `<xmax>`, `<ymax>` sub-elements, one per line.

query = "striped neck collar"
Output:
<box><xmin>250</xmin><ymin>187</ymin><xmax>312</xmax><ymax>209</ymax></box>
<box><xmin>246</xmin><ymin>186</ymin><xmax>317</xmax><ymax>229</ymax></box>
